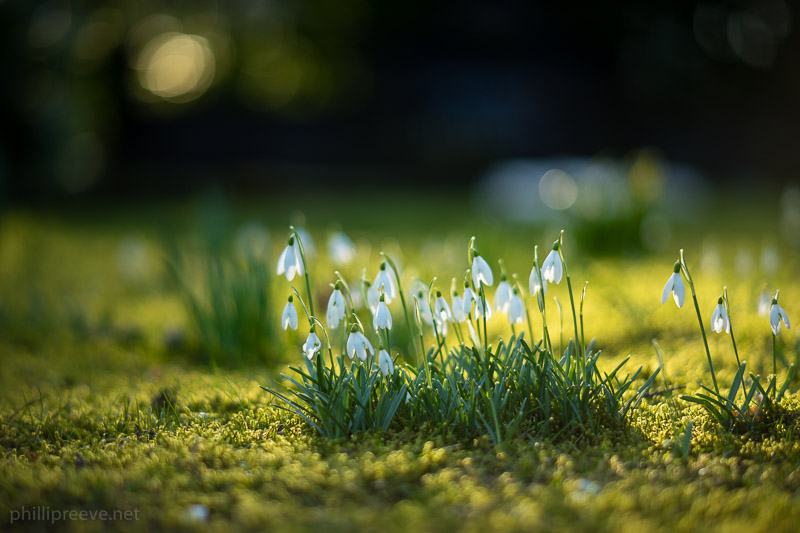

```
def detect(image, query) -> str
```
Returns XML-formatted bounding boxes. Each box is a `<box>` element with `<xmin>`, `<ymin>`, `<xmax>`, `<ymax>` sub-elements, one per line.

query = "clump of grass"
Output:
<box><xmin>167</xmin><ymin>244</ymin><xmax>277</xmax><ymax>369</ymax></box>
<box><xmin>265</xmin><ymin>228</ymin><xmax>659</xmax><ymax>443</ymax></box>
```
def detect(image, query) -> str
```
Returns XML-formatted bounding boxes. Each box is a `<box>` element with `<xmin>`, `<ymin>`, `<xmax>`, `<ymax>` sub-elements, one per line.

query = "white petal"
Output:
<box><xmin>494</xmin><ymin>281</ymin><xmax>512</xmax><ymax>313</ymax></box>
<box><xmin>346</xmin><ymin>333</ymin><xmax>357</xmax><ymax>359</ymax></box>
<box><xmin>770</xmin><ymin>305</ymin><xmax>782</xmax><ymax>335</ymax></box>
<box><xmin>672</xmin><ymin>275</ymin><xmax>685</xmax><ymax>308</ymax></box>
<box><xmin>293</xmin><ymin>243</ymin><xmax>304</xmax><ymax>276</ymax></box>
<box><xmin>472</xmin><ymin>256</ymin><xmax>494</xmax><ymax>286</ymax></box>
<box><xmin>711</xmin><ymin>305</ymin><xmax>722</xmax><ymax>333</ymax></box>
<box><xmin>452</xmin><ymin>296</ymin><xmax>466</xmax><ymax>323</ymax></box>
<box><xmin>378</xmin><ymin>350</ymin><xmax>393</xmax><ymax>376</ymax></box>
<box><xmin>661</xmin><ymin>275</ymin><xmax>673</xmax><ymax>305</ymax></box>
<box><xmin>277</xmin><ymin>247</ymin><xmax>287</xmax><ymax>275</ymax></box>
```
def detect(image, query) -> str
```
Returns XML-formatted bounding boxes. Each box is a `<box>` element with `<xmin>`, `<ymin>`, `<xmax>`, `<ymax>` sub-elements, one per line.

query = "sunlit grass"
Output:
<box><xmin>0</xmin><ymin>199</ymin><xmax>798</xmax><ymax>531</ymax></box>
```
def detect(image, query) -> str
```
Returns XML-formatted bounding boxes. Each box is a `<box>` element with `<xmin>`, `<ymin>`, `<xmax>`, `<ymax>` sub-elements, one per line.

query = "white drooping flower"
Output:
<box><xmin>541</xmin><ymin>243</ymin><xmax>563</xmax><ymax>284</ymax></box>
<box><xmin>710</xmin><ymin>297</ymin><xmax>730</xmax><ymax>334</ymax></box>
<box><xmin>346</xmin><ymin>327</ymin><xmax>375</xmax><ymax>361</ymax></box>
<box><xmin>494</xmin><ymin>277</ymin><xmax>512</xmax><ymax>313</ymax></box>
<box><xmin>378</xmin><ymin>349</ymin><xmax>394</xmax><ymax>376</ymax></box>
<box><xmin>414</xmin><ymin>290</ymin><xmax>433</xmax><ymax>325</ymax></box>
<box><xmin>281</xmin><ymin>295</ymin><xmax>298</xmax><ymax>331</ymax></box>
<box><xmin>434</xmin><ymin>291</ymin><xmax>453</xmax><ymax>323</ymax></box>
<box><xmin>529</xmin><ymin>263</ymin><xmax>547</xmax><ymax>297</ymax></box>
<box><xmin>474</xmin><ymin>295</ymin><xmax>492</xmax><ymax>320</ymax></box>
<box><xmin>328</xmin><ymin>231</ymin><xmax>356</xmax><ymax>265</ymax></box>
<box><xmin>770</xmin><ymin>297</ymin><xmax>790</xmax><ymax>336</ymax></box>
<box><xmin>452</xmin><ymin>291</ymin><xmax>467</xmax><ymax>323</ymax></box>
<box><xmin>757</xmin><ymin>290</ymin><xmax>771</xmax><ymax>317</ymax></box>
<box><xmin>302</xmin><ymin>329</ymin><xmax>321</xmax><ymax>360</ymax></box>
<box><xmin>366</xmin><ymin>281</ymin><xmax>380</xmax><ymax>315</ymax></box>
<box><xmin>462</xmin><ymin>282</ymin><xmax>476</xmax><ymax>315</ymax></box>
<box><xmin>326</xmin><ymin>284</ymin><xmax>346</xmax><ymax>328</ymax></box>
<box><xmin>374</xmin><ymin>295</ymin><xmax>393</xmax><ymax>331</ymax></box>
<box><xmin>434</xmin><ymin>316</ymin><xmax>448</xmax><ymax>337</ymax></box>
<box><xmin>508</xmin><ymin>290</ymin><xmax>525</xmax><ymax>325</ymax></box>
<box><xmin>276</xmin><ymin>236</ymin><xmax>304</xmax><ymax>281</ymax></box>
<box><xmin>661</xmin><ymin>262</ymin><xmax>685</xmax><ymax>308</ymax></box>
<box><xmin>374</xmin><ymin>262</ymin><xmax>397</xmax><ymax>303</ymax></box>
<box><xmin>471</xmin><ymin>253</ymin><xmax>494</xmax><ymax>287</ymax></box>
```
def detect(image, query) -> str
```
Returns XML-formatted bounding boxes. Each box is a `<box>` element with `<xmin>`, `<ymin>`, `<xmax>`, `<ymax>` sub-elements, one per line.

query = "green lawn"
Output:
<box><xmin>1</xmin><ymin>196</ymin><xmax>799</xmax><ymax>532</ymax></box>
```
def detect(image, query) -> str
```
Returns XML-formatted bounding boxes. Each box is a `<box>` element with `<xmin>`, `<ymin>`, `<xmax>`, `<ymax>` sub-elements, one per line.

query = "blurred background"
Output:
<box><xmin>0</xmin><ymin>0</ymin><xmax>798</xmax><ymax>376</ymax></box>
<box><xmin>1</xmin><ymin>0</ymin><xmax>799</xmax><ymax>202</ymax></box>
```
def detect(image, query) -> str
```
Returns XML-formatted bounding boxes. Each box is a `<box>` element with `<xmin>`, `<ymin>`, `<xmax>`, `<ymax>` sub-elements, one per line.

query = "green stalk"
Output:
<box><xmin>680</xmin><ymin>249</ymin><xmax>719</xmax><ymax>396</ymax></box>
<box><xmin>290</xmin><ymin>226</ymin><xmax>315</xmax><ymax>319</ymax></box>
<box><xmin>772</xmin><ymin>334</ymin><xmax>777</xmax><ymax>401</ymax></box>
<box><xmin>580</xmin><ymin>281</ymin><xmax>588</xmax><ymax>360</ymax></box>
<box><xmin>479</xmin><ymin>284</ymin><xmax>489</xmax><ymax>351</ymax></box>
<box><xmin>381</xmin><ymin>252</ymin><xmax>419</xmax><ymax>363</ymax></box>
<box><xmin>412</xmin><ymin>299</ymin><xmax>432</xmax><ymax>388</ymax></box>
<box><xmin>557</xmin><ymin>231</ymin><xmax>582</xmax><ymax>362</ymax></box>
<box><xmin>533</xmin><ymin>246</ymin><xmax>552</xmax><ymax>355</ymax></box>
<box><xmin>511</xmin><ymin>273</ymin><xmax>535</xmax><ymax>345</ymax></box>
<box><xmin>722</xmin><ymin>286</ymin><xmax>741</xmax><ymax>369</ymax></box>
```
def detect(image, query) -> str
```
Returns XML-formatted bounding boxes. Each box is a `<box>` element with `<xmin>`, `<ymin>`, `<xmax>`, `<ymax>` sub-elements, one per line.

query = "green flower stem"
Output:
<box><xmin>479</xmin><ymin>284</ymin><xmax>489</xmax><ymax>351</ymax></box>
<box><xmin>557</xmin><ymin>231</ymin><xmax>582</xmax><ymax>363</ymax></box>
<box><xmin>412</xmin><ymin>299</ymin><xmax>431</xmax><ymax>387</ymax></box>
<box><xmin>291</xmin><ymin>286</ymin><xmax>313</xmax><ymax>327</ymax></box>
<box><xmin>580</xmin><ymin>281</ymin><xmax>588</xmax><ymax>361</ymax></box>
<box><xmin>381</xmin><ymin>252</ymin><xmax>419</xmax><ymax>364</ymax></box>
<box><xmin>772</xmin><ymin>334</ymin><xmax>777</xmax><ymax>401</ymax></box>
<box><xmin>722</xmin><ymin>286</ymin><xmax>741</xmax><ymax>369</ymax></box>
<box><xmin>534</xmin><ymin>246</ymin><xmax>552</xmax><ymax>355</ymax></box>
<box><xmin>290</xmin><ymin>226</ymin><xmax>315</xmax><ymax>319</ymax></box>
<box><xmin>335</xmin><ymin>271</ymin><xmax>357</xmax><ymax>312</ymax></box>
<box><xmin>311</xmin><ymin>316</ymin><xmax>335</xmax><ymax>368</ymax></box>
<box><xmin>511</xmin><ymin>273</ymin><xmax>535</xmax><ymax>346</ymax></box>
<box><xmin>680</xmin><ymin>249</ymin><xmax>720</xmax><ymax>396</ymax></box>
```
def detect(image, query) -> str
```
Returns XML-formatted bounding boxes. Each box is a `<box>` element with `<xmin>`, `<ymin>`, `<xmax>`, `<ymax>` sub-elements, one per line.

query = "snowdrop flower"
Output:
<box><xmin>529</xmin><ymin>263</ymin><xmax>546</xmax><ymax>297</ymax></box>
<box><xmin>494</xmin><ymin>275</ymin><xmax>512</xmax><ymax>313</ymax></box>
<box><xmin>661</xmin><ymin>262</ymin><xmax>685</xmax><ymax>308</ymax></box>
<box><xmin>374</xmin><ymin>262</ymin><xmax>397</xmax><ymax>303</ymax></box>
<box><xmin>710</xmin><ymin>297</ymin><xmax>730</xmax><ymax>334</ymax></box>
<box><xmin>281</xmin><ymin>295</ymin><xmax>298</xmax><ymax>331</ymax></box>
<box><xmin>346</xmin><ymin>326</ymin><xmax>374</xmax><ymax>361</ymax></box>
<box><xmin>326</xmin><ymin>282</ymin><xmax>346</xmax><ymax>329</ymax></box>
<box><xmin>474</xmin><ymin>295</ymin><xmax>492</xmax><ymax>319</ymax></box>
<box><xmin>378</xmin><ymin>349</ymin><xmax>394</xmax><ymax>376</ymax></box>
<box><xmin>302</xmin><ymin>328</ymin><xmax>321</xmax><ymax>360</ymax></box>
<box><xmin>276</xmin><ymin>237</ymin><xmax>304</xmax><ymax>281</ymax></box>
<box><xmin>541</xmin><ymin>242</ymin><xmax>563</xmax><ymax>284</ymax></box>
<box><xmin>770</xmin><ymin>297</ymin><xmax>790</xmax><ymax>336</ymax></box>
<box><xmin>374</xmin><ymin>295</ymin><xmax>393</xmax><ymax>331</ymax></box>
<box><xmin>328</xmin><ymin>231</ymin><xmax>356</xmax><ymax>265</ymax></box>
<box><xmin>434</xmin><ymin>316</ymin><xmax>448</xmax><ymax>337</ymax></box>
<box><xmin>757</xmin><ymin>290</ymin><xmax>771</xmax><ymax>317</ymax></box>
<box><xmin>452</xmin><ymin>290</ymin><xmax>467</xmax><ymax>323</ymax></box>
<box><xmin>414</xmin><ymin>290</ymin><xmax>433</xmax><ymax>325</ymax></box>
<box><xmin>434</xmin><ymin>291</ymin><xmax>453</xmax><ymax>323</ymax></box>
<box><xmin>471</xmin><ymin>252</ymin><xmax>494</xmax><ymax>287</ymax></box>
<box><xmin>462</xmin><ymin>281</ymin><xmax>476</xmax><ymax>315</ymax></box>
<box><xmin>365</xmin><ymin>281</ymin><xmax>380</xmax><ymax>315</ymax></box>
<box><xmin>508</xmin><ymin>290</ymin><xmax>525</xmax><ymax>325</ymax></box>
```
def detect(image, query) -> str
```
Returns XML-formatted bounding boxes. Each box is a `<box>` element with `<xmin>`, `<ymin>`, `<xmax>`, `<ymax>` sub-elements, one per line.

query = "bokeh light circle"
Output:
<box><xmin>137</xmin><ymin>33</ymin><xmax>215</xmax><ymax>103</ymax></box>
<box><xmin>538</xmin><ymin>169</ymin><xmax>578</xmax><ymax>210</ymax></box>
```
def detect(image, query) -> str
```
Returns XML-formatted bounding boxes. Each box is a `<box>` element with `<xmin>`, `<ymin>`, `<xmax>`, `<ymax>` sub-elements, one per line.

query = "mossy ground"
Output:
<box><xmin>1</xmin><ymin>197</ymin><xmax>799</xmax><ymax>532</ymax></box>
